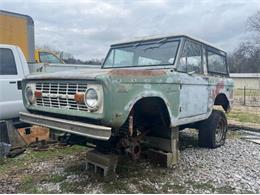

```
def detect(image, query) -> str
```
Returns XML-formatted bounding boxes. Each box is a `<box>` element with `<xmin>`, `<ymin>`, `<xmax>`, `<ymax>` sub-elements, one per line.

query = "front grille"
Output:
<box><xmin>35</xmin><ymin>81</ymin><xmax>88</xmax><ymax>111</ymax></box>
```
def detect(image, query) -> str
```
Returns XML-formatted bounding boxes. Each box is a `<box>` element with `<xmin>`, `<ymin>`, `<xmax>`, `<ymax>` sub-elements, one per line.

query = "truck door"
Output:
<box><xmin>177</xmin><ymin>39</ymin><xmax>209</xmax><ymax>118</ymax></box>
<box><xmin>0</xmin><ymin>46</ymin><xmax>25</xmax><ymax>120</ymax></box>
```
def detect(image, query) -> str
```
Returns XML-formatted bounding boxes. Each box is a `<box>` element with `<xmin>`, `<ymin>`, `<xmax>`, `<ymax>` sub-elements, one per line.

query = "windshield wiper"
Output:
<box><xmin>143</xmin><ymin>37</ymin><xmax>169</xmax><ymax>50</ymax></box>
<box><xmin>133</xmin><ymin>43</ymin><xmax>141</xmax><ymax>47</ymax></box>
<box><xmin>157</xmin><ymin>37</ymin><xmax>168</xmax><ymax>43</ymax></box>
<box><xmin>144</xmin><ymin>42</ymin><xmax>167</xmax><ymax>51</ymax></box>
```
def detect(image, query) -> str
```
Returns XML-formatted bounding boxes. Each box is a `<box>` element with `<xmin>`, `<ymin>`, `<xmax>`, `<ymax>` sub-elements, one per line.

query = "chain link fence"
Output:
<box><xmin>234</xmin><ymin>87</ymin><xmax>260</xmax><ymax>106</ymax></box>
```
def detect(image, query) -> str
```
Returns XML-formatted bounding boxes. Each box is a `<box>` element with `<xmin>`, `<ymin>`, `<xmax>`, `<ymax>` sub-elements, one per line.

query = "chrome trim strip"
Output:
<box><xmin>20</xmin><ymin>112</ymin><xmax>111</xmax><ymax>140</ymax></box>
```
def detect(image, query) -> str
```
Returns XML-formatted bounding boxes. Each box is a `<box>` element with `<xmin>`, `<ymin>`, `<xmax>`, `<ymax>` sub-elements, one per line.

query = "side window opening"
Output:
<box><xmin>0</xmin><ymin>48</ymin><xmax>17</xmax><ymax>75</ymax></box>
<box><xmin>207</xmin><ymin>48</ymin><xmax>227</xmax><ymax>75</ymax></box>
<box><xmin>178</xmin><ymin>40</ymin><xmax>203</xmax><ymax>74</ymax></box>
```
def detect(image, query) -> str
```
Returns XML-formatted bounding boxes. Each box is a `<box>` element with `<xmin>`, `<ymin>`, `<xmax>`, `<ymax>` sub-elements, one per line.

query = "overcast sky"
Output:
<box><xmin>1</xmin><ymin>0</ymin><xmax>260</xmax><ymax>60</ymax></box>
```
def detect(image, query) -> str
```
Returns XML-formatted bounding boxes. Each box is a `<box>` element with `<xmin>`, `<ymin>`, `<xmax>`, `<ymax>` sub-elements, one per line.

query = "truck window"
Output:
<box><xmin>39</xmin><ymin>52</ymin><xmax>62</xmax><ymax>64</ymax></box>
<box><xmin>114</xmin><ymin>49</ymin><xmax>134</xmax><ymax>67</ymax></box>
<box><xmin>0</xmin><ymin>48</ymin><xmax>17</xmax><ymax>75</ymax></box>
<box><xmin>207</xmin><ymin>49</ymin><xmax>227</xmax><ymax>74</ymax></box>
<box><xmin>179</xmin><ymin>40</ymin><xmax>202</xmax><ymax>74</ymax></box>
<box><xmin>103</xmin><ymin>40</ymin><xmax>180</xmax><ymax>68</ymax></box>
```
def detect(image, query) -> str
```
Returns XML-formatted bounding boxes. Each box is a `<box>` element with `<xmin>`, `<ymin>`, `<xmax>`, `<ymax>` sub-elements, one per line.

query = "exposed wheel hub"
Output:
<box><xmin>128</xmin><ymin>140</ymin><xmax>141</xmax><ymax>160</ymax></box>
<box><xmin>216</xmin><ymin>118</ymin><xmax>226</xmax><ymax>143</ymax></box>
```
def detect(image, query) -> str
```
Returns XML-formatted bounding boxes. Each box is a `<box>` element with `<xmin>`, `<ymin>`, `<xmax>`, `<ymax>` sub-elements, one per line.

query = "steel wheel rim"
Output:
<box><xmin>216</xmin><ymin>119</ymin><xmax>225</xmax><ymax>143</ymax></box>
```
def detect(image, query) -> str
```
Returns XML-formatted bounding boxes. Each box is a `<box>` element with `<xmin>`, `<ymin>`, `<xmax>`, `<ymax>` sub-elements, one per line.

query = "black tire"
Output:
<box><xmin>198</xmin><ymin>110</ymin><xmax>227</xmax><ymax>148</ymax></box>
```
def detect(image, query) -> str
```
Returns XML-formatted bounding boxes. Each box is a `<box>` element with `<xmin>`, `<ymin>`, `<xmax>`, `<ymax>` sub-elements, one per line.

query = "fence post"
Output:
<box><xmin>243</xmin><ymin>86</ymin><xmax>246</xmax><ymax>105</ymax></box>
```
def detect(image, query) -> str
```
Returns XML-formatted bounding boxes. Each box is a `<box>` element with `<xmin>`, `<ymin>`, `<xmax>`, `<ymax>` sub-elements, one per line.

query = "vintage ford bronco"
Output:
<box><xmin>20</xmin><ymin>35</ymin><xmax>233</xmax><ymax>164</ymax></box>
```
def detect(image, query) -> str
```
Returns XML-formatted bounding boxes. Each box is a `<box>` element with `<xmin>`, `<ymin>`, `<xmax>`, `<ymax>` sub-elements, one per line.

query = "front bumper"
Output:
<box><xmin>20</xmin><ymin>112</ymin><xmax>111</xmax><ymax>140</ymax></box>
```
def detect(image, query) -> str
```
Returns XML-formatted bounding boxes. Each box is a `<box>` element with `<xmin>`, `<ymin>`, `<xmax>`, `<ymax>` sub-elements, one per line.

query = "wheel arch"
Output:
<box><xmin>214</xmin><ymin>93</ymin><xmax>230</xmax><ymax>112</ymax></box>
<box><xmin>124</xmin><ymin>93</ymin><xmax>173</xmax><ymax>128</ymax></box>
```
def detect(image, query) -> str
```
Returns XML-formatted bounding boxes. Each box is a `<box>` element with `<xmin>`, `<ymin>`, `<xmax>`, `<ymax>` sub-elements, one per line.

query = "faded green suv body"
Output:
<box><xmin>20</xmin><ymin>35</ymin><xmax>234</xmax><ymax>141</ymax></box>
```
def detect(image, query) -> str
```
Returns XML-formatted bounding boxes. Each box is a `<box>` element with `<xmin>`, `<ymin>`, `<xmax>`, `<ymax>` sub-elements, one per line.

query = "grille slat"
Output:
<box><xmin>35</xmin><ymin>81</ymin><xmax>88</xmax><ymax>111</ymax></box>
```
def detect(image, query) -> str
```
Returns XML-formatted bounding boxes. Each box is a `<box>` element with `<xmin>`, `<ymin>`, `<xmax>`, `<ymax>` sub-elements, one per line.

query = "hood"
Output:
<box><xmin>26</xmin><ymin>68</ymin><xmax>110</xmax><ymax>80</ymax></box>
<box><xmin>26</xmin><ymin>67</ymin><xmax>167</xmax><ymax>80</ymax></box>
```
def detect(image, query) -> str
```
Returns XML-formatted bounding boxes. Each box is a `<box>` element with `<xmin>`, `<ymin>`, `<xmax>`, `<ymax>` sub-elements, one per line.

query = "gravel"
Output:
<box><xmin>172</xmin><ymin>137</ymin><xmax>260</xmax><ymax>193</ymax></box>
<box><xmin>0</xmin><ymin>129</ymin><xmax>259</xmax><ymax>193</ymax></box>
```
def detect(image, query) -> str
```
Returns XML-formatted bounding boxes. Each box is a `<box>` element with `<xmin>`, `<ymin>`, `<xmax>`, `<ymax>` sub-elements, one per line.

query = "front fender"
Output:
<box><xmin>106</xmin><ymin>90</ymin><xmax>176</xmax><ymax>129</ymax></box>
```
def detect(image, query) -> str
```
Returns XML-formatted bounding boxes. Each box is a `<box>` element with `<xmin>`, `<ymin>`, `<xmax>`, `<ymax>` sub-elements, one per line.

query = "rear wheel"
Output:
<box><xmin>198</xmin><ymin>110</ymin><xmax>227</xmax><ymax>148</ymax></box>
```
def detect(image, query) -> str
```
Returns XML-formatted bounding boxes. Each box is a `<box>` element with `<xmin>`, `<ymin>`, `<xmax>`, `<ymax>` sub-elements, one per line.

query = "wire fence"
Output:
<box><xmin>234</xmin><ymin>87</ymin><xmax>260</xmax><ymax>107</ymax></box>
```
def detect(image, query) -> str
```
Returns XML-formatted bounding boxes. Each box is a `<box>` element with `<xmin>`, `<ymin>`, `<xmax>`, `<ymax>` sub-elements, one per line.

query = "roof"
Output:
<box><xmin>111</xmin><ymin>34</ymin><xmax>226</xmax><ymax>53</ymax></box>
<box><xmin>230</xmin><ymin>73</ymin><xmax>260</xmax><ymax>78</ymax></box>
<box><xmin>0</xmin><ymin>10</ymin><xmax>34</xmax><ymax>25</ymax></box>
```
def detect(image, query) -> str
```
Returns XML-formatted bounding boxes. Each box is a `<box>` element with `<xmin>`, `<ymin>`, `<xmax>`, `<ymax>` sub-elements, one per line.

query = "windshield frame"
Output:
<box><xmin>102</xmin><ymin>38</ymin><xmax>181</xmax><ymax>69</ymax></box>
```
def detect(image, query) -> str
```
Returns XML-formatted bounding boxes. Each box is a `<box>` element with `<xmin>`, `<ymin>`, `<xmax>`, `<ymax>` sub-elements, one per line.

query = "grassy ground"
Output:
<box><xmin>0</xmin><ymin>145</ymin><xmax>86</xmax><ymax>174</ymax></box>
<box><xmin>227</xmin><ymin>110</ymin><xmax>260</xmax><ymax>124</ymax></box>
<box><xmin>234</xmin><ymin>89</ymin><xmax>260</xmax><ymax>97</ymax></box>
<box><xmin>227</xmin><ymin>105</ymin><xmax>260</xmax><ymax>124</ymax></box>
<box><xmin>0</xmin><ymin>145</ymin><xmax>88</xmax><ymax>193</ymax></box>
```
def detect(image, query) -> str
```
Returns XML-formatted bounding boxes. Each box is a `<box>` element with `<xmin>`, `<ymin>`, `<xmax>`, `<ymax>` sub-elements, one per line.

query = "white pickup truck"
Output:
<box><xmin>0</xmin><ymin>44</ymin><xmax>28</xmax><ymax>120</ymax></box>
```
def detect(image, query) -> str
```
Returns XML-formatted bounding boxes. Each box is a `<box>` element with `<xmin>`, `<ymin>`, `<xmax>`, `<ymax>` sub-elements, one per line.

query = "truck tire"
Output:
<box><xmin>198</xmin><ymin>110</ymin><xmax>227</xmax><ymax>148</ymax></box>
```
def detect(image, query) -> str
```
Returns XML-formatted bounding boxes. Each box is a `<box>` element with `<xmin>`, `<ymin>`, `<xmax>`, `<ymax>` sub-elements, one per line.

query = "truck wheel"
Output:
<box><xmin>198</xmin><ymin>110</ymin><xmax>227</xmax><ymax>148</ymax></box>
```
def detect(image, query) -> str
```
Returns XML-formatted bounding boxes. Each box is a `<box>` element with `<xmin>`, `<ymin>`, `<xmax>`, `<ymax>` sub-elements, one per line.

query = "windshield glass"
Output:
<box><xmin>103</xmin><ymin>39</ymin><xmax>180</xmax><ymax>68</ymax></box>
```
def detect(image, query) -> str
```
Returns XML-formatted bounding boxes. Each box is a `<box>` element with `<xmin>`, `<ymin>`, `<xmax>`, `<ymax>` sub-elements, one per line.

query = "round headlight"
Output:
<box><xmin>25</xmin><ymin>86</ymin><xmax>35</xmax><ymax>104</ymax></box>
<box><xmin>85</xmin><ymin>88</ymin><xmax>98</xmax><ymax>108</ymax></box>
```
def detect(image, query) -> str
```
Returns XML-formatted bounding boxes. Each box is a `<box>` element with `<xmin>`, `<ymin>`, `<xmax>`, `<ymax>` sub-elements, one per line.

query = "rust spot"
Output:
<box><xmin>110</xmin><ymin>69</ymin><xmax>166</xmax><ymax>77</ymax></box>
<box><xmin>212</xmin><ymin>80</ymin><xmax>224</xmax><ymax>98</ymax></box>
<box><xmin>74</xmin><ymin>92</ymin><xmax>85</xmax><ymax>103</ymax></box>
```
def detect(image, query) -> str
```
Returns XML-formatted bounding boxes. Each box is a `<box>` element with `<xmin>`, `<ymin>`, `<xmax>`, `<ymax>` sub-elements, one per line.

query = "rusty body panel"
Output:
<box><xmin>110</xmin><ymin>69</ymin><xmax>166</xmax><ymax>77</ymax></box>
<box><xmin>21</xmin><ymin>35</ymin><xmax>234</xmax><ymax>141</ymax></box>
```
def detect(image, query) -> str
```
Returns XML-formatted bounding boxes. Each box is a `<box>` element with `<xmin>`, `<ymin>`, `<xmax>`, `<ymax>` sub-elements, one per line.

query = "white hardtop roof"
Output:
<box><xmin>111</xmin><ymin>34</ymin><xmax>226</xmax><ymax>53</ymax></box>
<box><xmin>230</xmin><ymin>73</ymin><xmax>260</xmax><ymax>78</ymax></box>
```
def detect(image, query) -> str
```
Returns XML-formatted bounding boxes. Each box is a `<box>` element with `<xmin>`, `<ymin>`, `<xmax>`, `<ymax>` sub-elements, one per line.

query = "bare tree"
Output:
<box><xmin>229</xmin><ymin>41</ymin><xmax>260</xmax><ymax>73</ymax></box>
<box><xmin>248</xmin><ymin>11</ymin><xmax>260</xmax><ymax>34</ymax></box>
<box><xmin>229</xmin><ymin>10</ymin><xmax>260</xmax><ymax>73</ymax></box>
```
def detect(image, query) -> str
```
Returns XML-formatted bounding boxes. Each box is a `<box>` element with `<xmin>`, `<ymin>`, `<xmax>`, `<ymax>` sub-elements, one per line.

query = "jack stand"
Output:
<box><xmin>145</xmin><ymin>127</ymin><xmax>179</xmax><ymax>167</ymax></box>
<box><xmin>86</xmin><ymin>149</ymin><xmax>118</xmax><ymax>177</ymax></box>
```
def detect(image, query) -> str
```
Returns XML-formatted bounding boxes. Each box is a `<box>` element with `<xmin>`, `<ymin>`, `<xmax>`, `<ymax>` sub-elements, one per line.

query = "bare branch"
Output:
<box><xmin>247</xmin><ymin>11</ymin><xmax>260</xmax><ymax>33</ymax></box>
